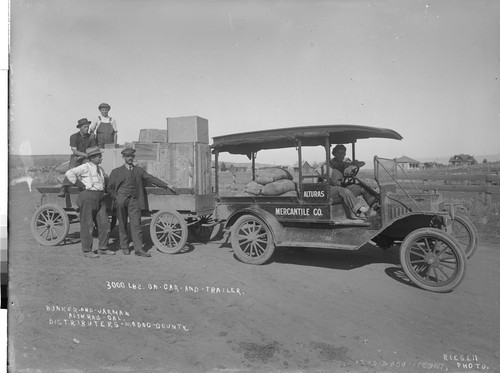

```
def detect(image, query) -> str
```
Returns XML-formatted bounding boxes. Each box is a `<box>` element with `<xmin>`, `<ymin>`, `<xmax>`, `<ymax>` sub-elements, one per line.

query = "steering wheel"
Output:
<box><xmin>342</xmin><ymin>165</ymin><xmax>359</xmax><ymax>186</ymax></box>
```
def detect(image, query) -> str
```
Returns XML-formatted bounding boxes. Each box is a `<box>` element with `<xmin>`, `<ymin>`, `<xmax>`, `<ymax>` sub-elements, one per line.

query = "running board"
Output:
<box><xmin>278</xmin><ymin>242</ymin><xmax>358</xmax><ymax>250</ymax></box>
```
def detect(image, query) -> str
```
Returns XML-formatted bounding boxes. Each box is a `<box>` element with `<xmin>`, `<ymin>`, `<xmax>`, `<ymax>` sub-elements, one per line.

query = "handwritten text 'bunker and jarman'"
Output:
<box><xmin>46</xmin><ymin>305</ymin><xmax>190</xmax><ymax>331</ymax></box>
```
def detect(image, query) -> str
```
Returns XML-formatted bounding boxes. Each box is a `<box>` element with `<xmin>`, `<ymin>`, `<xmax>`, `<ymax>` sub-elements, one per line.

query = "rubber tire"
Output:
<box><xmin>150</xmin><ymin>210</ymin><xmax>188</xmax><ymax>254</ymax></box>
<box><xmin>400</xmin><ymin>228</ymin><xmax>466</xmax><ymax>293</ymax></box>
<box><xmin>231</xmin><ymin>215</ymin><xmax>275</xmax><ymax>265</ymax></box>
<box><xmin>451</xmin><ymin>214</ymin><xmax>478</xmax><ymax>259</ymax></box>
<box><xmin>31</xmin><ymin>204</ymin><xmax>70</xmax><ymax>246</ymax></box>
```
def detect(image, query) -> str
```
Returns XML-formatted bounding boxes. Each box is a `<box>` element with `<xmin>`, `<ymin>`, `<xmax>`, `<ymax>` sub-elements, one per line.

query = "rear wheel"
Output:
<box><xmin>451</xmin><ymin>214</ymin><xmax>478</xmax><ymax>259</ymax></box>
<box><xmin>150</xmin><ymin>210</ymin><xmax>188</xmax><ymax>254</ymax></box>
<box><xmin>231</xmin><ymin>215</ymin><xmax>275</xmax><ymax>265</ymax></box>
<box><xmin>400</xmin><ymin>228</ymin><xmax>466</xmax><ymax>292</ymax></box>
<box><xmin>31</xmin><ymin>204</ymin><xmax>70</xmax><ymax>246</ymax></box>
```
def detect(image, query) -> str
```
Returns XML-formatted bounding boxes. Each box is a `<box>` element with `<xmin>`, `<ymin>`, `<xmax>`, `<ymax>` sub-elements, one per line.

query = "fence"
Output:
<box><xmin>389</xmin><ymin>171</ymin><xmax>500</xmax><ymax>206</ymax></box>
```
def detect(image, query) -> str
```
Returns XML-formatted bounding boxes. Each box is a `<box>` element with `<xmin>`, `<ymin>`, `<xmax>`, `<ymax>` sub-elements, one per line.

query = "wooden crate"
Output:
<box><xmin>157</xmin><ymin>142</ymin><xmax>212</xmax><ymax>195</ymax></box>
<box><xmin>100</xmin><ymin>148</ymin><xmax>125</xmax><ymax>175</ymax></box>
<box><xmin>138</xmin><ymin>129</ymin><xmax>168</xmax><ymax>143</ymax></box>
<box><xmin>126</xmin><ymin>142</ymin><xmax>211</xmax><ymax>195</ymax></box>
<box><xmin>166</xmin><ymin>116</ymin><xmax>209</xmax><ymax>144</ymax></box>
<box><xmin>133</xmin><ymin>142</ymin><xmax>160</xmax><ymax>161</ymax></box>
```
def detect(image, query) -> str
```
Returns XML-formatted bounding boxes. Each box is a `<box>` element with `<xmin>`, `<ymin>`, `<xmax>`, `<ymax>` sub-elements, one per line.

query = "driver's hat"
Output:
<box><xmin>332</xmin><ymin>144</ymin><xmax>346</xmax><ymax>154</ymax></box>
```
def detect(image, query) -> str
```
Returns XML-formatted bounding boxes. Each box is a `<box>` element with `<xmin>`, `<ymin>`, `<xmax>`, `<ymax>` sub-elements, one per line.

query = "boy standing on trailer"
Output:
<box><xmin>90</xmin><ymin>103</ymin><xmax>118</xmax><ymax>148</ymax></box>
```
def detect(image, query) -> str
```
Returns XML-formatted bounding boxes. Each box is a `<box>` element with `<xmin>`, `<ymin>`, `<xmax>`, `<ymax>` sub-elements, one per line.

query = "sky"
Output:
<box><xmin>8</xmin><ymin>0</ymin><xmax>500</xmax><ymax>166</ymax></box>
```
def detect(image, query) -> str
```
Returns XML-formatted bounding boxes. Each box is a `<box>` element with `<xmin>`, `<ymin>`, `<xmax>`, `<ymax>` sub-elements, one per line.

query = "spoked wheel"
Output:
<box><xmin>188</xmin><ymin>214</ymin><xmax>221</xmax><ymax>242</ymax></box>
<box><xmin>150</xmin><ymin>210</ymin><xmax>188</xmax><ymax>254</ymax></box>
<box><xmin>400</xmin><ymin>228</ymin><xmax>466</xmax><ymax>293</ymax></box>
<box><xmin>31</xmin><ymin>204</ymin><xmax>70</xmax><ymax>246</ymax></box>
<box><xmin>231</xmin><ymin>215</ymin><xmax>275</xmax><ymax>265</ymax></box>
<box><xmin>451</xmin><ymin>214</ymin><xmax>478</xmax><ymax>259</ymax></box>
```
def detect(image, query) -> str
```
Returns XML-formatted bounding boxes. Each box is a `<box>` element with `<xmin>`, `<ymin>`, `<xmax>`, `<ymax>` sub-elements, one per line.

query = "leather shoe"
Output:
<box><xmin>83</xmin><ymin>252</ymin><xmax>99</xmax><ymax>258</ymax></box>
<box><xmin>99</xmin><ymin>250</ymin><xmax>115</xmax><ymax>255</ymax></box>
<box><xmin>135</xmin><ymin>250</ymin><xmax>151</xmax><ymax>258</ymax></box>
<box><xmin>122</xmin><ymin>249</ymin><xmax>130</xmax><ymax>255</ymax></box>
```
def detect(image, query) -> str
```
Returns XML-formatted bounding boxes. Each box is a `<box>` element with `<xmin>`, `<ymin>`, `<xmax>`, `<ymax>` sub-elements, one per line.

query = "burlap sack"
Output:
<box><xmin>261</xmin><ymin>179</ymin><xmax>296</xmax><ymax>196</ymax></box>
<box><xmin>244</xmin><ymin>181</ymin><xmax>263</xmax><ymax>196</ymax></box>
<box><xmin>256</xmin><ymin>167</ymin><xmax>293</xmax><ymax>185</ymax></box>
<box><xmin>280</xmin><ymin>190</ymin><xmax>298</xmax><ymax>197</ymax></box>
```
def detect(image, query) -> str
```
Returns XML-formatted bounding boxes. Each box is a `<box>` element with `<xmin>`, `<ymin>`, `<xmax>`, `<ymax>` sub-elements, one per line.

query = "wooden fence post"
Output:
<box><xmin>484</xmin><ymin>180</ymin><xmax>492</xmax><ymax>206</ymax></box>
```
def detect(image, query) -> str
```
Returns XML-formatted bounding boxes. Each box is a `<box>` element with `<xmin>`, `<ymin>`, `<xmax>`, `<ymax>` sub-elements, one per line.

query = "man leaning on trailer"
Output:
<box><xmin>107</xmin><ymin>148</ymin><xmax>176</xmax><ymax>257</ymax></box>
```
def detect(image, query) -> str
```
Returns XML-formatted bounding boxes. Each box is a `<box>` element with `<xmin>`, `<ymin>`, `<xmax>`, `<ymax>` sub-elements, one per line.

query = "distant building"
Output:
<box><xmin>293</xmin><ymin>161</ymin><xmax>315</xmax><ymax>174</ymax></box>
<box><xmin>448</xmin><ymin>154</ymin><xmax>477</xmax><ymax>167</ymax></box>
<box><xmin>423</xmin><ymin>161</ymin><xmax>445</xmax><ymax>169</ymax></box>
<box><xmin>396</xmin><ymin>156</ymin><xmax>421</xmax><ymax>170</ymax></box>
<box><xmin>228</xmin><ymin>164</ymin><xmax>247</xmax><ymax>173</ymax></box>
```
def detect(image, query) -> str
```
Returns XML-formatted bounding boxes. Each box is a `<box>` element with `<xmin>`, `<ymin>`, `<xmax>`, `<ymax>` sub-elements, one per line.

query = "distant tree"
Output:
<box><xmin>220</xmin><ymin>161</ymin><xmax>227</xmax><ymax>171</ymax></box>
<box><xmin>483</xmin><ymin>159</ymin><xmax>488</xmax><ymax>164</ymax></box>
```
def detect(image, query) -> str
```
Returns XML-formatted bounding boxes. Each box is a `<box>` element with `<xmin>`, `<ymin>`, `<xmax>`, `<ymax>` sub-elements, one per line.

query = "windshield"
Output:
<box><xmin>374</xmin><ymin>157</ymin><xmax>399</xmax><ymax>186</ymax></box>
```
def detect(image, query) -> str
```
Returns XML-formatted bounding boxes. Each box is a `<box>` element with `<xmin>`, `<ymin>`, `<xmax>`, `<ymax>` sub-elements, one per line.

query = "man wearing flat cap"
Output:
<box><xmin>58</xmin><ymin>118</ymin><xmax>97</xmax><ymax>197</ymax></box>
<box><xmin>108</xmin><ymin>148</ymin><xmax>176</xmax><ymax>257</ymax></box>
<box><xmin>90</xmin><ymin>103</ymin><xmax>118</xmax><ymax>148</ymax></box>
<box><xmin>329</xmin><ymin>144</ymin><xmax>378</xmax><ymax>215</ymax></box>
<box><xmin>65</xmin><ymin>147</ymin><xmax>113</xmax><ymax>258</ymax></box>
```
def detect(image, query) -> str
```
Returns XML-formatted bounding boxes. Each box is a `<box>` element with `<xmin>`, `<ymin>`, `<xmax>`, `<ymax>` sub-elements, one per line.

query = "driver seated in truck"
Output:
<box><xmin>329</xmin><ymin>144</ymin><xmax>379</xmax><ymax>211</ymax></box>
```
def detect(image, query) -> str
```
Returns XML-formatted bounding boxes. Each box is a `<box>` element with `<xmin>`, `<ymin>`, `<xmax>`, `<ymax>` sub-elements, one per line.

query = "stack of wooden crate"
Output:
<box><xmin>127</xmin><ymin>116</ymin><xmax>212</xmax><ymax>195</ymax></box>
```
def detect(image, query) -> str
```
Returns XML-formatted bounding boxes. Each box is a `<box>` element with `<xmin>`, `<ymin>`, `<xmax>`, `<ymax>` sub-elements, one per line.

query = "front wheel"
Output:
<box><xmin>231</xmin><ymin>215</ymin><xmax>275</xmax><ymax>265</ymax></box>
<box><xmin>451</xmin><ymin>214</ymin><xmax>478</xmax><ymax>259</ymax></box>
<box><xmin>400</xmin><ymin>228</ymin><xmax>466</xmax><ymax>293</ymax></box>
<box><xmin>150</xmin><ymin>210</ymin><xmax>188</xmax><ymax>254</ymax></box>
<box><xmin>31</xmin><ymin>204</ymin><xmax>70</xmax><ymax>246</ymax></box>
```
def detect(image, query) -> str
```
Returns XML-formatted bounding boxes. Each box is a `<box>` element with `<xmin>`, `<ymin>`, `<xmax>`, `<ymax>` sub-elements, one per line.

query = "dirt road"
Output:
<box><xmin>7</xmin><ymin>184</ymin><xmax>500</xmax><ymax>372</ymax></box>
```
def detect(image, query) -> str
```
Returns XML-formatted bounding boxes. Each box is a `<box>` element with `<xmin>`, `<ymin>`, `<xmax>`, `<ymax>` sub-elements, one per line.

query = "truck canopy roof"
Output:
<box><xmin>211</xmin><ymin>124</ymin><xmax>403</xmax><ymax>156</ymax></box>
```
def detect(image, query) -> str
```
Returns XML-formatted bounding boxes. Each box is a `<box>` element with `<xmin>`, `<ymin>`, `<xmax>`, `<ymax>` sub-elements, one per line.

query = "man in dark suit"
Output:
<box><xmin>108</xmin><ymin>148</ymin><xmax>176</xmax><ymax>257</ymax></box>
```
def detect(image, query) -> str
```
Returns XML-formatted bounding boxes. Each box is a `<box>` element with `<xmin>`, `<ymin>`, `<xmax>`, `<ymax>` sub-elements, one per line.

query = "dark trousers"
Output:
<box><xmin>77</xmin><ymin>190</ymin><xmax>110</xmax><ymax>252</ymax></box>
<box><xmin>115</xmin><ymin>195</ymin><xmax>143</xmax><ymax>252</ymax></box>
<box><xmin>329</xmin><ymin>186</ymin><xmax>363</xmax><ymax>217</ymax></box>
<box><xmin>346</xmin><ymin>184</ymin><xmax>377</xmax><ymax>207</ymax></box>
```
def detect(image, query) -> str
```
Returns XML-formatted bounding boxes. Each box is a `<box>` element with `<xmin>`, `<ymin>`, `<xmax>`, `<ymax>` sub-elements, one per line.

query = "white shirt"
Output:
<box><xmin>90</xmin><ymin>116</ymin><xmax>118</xmax><ymax>133</ymax></box>
<box><xmin>65</xmin><ymin>162</ymin><xmax>107</xmax><ymax>191</ymax></box>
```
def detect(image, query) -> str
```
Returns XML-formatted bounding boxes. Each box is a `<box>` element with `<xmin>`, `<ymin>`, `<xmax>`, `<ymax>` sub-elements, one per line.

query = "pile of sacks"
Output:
<box><xmin>242</xmin><ymin>167</ymin><xmax>297</xmax><ymax>197</ymax></box>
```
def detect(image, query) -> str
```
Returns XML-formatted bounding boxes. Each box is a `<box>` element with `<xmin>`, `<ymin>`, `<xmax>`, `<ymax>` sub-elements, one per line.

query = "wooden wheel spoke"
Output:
<box><xmin>157</xmin><ymin>232</ymin><xmax>168</xmax><ymax>243</ymax></box>
<box><xmin>431</xmin><ymin>267</ymin><xmax>441</xmax><ymax>282</ymax></box>
<box><xmin>37</xmin><ymin>225</ymin><xmax>50</xmax><ymax>235</ymax></box>
<box><xmin>49</xmin><ymin>227</ymin><xmax>58</xmax><ymax>241</ymax></box>
<box><xmin>167</xmin><ymin>234</ymin><xmax>176</xmax><ymax>247</ymax></box>
<box><xmin>438</xmin><ymin>261</ymin><xmax>457</xmax><ymax>270</ymax></box>
<box><xmin>422</xmin><ymin>238</ymin><xmax>432</xmax><ymax>253</ymax></box>
<box><xmin>436</xmin><ymin>266</ymin><xmax>452</xmax><ymax>280</ymax></box>
<box><xmin>36</xmin><ymin>214</ymin><xmax>49</xmax><ymax>225</ymax></box>
<box><xmin>410</xmin><ymin>259</ymin><xmax>426</xmax><ymax>264</ymax></box>
<box><xmin>409</xmin><ymin>248</ymin><xmax>427</xmax><ymax>259</ymax></box>
<box><xmin>255</xmin><ymin>237</ymin><xmax>268</xmax><ymax>245</ymax></box>
<box><xmin>170</xmin><ymin>231</ymin><xmax>183</xmax><ymax>241</ymax></box>
<box><xmin>244</xmin><ymin>242</ymin><xmax>253</xmax><ymax>256</ymax></box>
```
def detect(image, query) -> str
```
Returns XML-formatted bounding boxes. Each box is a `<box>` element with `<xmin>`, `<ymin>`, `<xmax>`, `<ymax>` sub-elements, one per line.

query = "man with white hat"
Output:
<box><xmin>65</xmin><ymin>147</ymin><xmax>114</xmax><ymax>258</ymax></box>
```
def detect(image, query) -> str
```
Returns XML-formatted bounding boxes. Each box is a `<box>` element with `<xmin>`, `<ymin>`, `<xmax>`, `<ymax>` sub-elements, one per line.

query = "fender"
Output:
<box><xmin>369</xmin><ymin>211</ymin><xmax>450</xmax><ymax>244</ymax></box>
<box><xmin>224</xmin><ymin>206</ymin><xmax>285</xmax><ymax>245</ymax></box>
